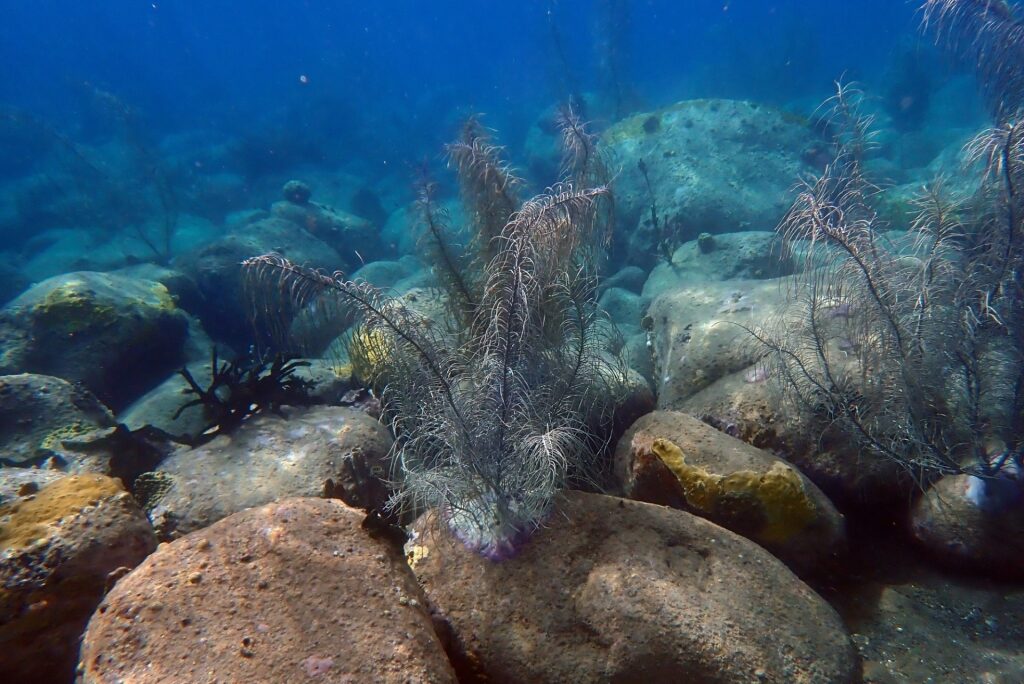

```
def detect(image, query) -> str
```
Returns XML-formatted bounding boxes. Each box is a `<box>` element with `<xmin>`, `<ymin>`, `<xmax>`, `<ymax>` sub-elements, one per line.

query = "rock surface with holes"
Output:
<box><xmin>0</xmin><ymin>472</ymin><xmax>156</xmax><ymax>683</ymax></box>
<box><xmin>408</xmin><ymin>490</ymin><xmax>857</xmax><ymax>683</ymax></box>
<box><xmin>77</xmin><ymin>498</ymin><xmax>456</xmax><ymax>684</ymax></box>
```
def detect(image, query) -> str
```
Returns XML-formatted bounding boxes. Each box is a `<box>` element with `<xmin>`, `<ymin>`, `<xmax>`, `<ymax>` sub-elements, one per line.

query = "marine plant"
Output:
<box><xmin>754</xmin><ymin>67</ymin><xmax>1023</xmax><ymax>505</ymax></box>
<box><xmin>174</xmin><ymin>348</ymin><xmax>314</xmax><ymax>445</ymax></box>
<box><xmin>921</xmin><ymin>0</ymin><xmax>1024</xmax><ymax>122</ymax></box>
<box><xmin>242</xmin><ymin>110</ymin><xmax>624</xmax><ymax>560</ymax></box>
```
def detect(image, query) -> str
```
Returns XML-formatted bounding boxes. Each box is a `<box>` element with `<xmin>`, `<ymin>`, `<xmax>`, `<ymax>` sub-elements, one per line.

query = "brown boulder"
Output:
<box><xmin>614</xmin><ymin>410</ymin><xmax>846</xmax><ymax>576</ymax></box>
<box><xmin>78</xmin><ymin>498</ymin><xmax>456</xmax><ymax>684</ymax></box>
<box><xmin>0</xmin><ymin>472</ymin><xmax>156</xmax><ymax>683</ymax></box>
<box><xmin>409</xmin><ymin>491</ymin><xmax>857</xmax><ymax>684</ymax></box>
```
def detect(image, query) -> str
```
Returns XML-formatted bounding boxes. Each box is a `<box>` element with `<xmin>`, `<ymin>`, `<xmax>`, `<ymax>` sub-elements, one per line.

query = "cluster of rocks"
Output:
<box><xmin>1</xmin><ymin>95</ymin><xmax>1022</xmax><ymax>684</ymax></box>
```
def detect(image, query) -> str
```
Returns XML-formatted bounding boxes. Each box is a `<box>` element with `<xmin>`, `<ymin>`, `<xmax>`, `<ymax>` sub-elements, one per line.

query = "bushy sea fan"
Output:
<box><xmin>756</xmin><ymin>81</ymin><xmax>1024</xmax><ymax>480</ymax></box>
<box><xmin>244</xmin><ymin>113</ymin><xmax>624</xmax><ymax>559</ymax></box>
<box><xmin>921</xmin><ymin>0</ymin><xmax>1024</xmax><ymax>120</ymax></box>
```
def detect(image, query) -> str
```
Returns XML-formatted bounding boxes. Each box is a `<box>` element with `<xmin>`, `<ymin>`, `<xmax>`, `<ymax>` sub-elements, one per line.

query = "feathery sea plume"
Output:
<box><xmin>921</xmin><ymin>0</ymin><xmax>1024</xmax><ymax>120</ymax></box>
<box><xmin>755</xmin><ymin>81</ymin><xmax>1023</xmax><ymax>485</ymax></box>
<box><xmin>243</xmin><ymin>112</ymin><xmax>624</xmax><ymax>559</ymax></box>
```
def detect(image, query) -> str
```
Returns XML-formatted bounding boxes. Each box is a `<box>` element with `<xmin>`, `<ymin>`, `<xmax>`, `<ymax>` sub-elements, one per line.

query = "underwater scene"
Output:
<box><xmin>1</xmin><ymin>0</ymin><xmax>1024</xmax><ymax>682</ymax></box>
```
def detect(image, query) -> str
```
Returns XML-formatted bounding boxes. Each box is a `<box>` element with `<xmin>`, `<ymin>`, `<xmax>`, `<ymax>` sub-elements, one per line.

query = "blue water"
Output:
<box><xmin>2</xmin><ymin>1</ymin><xmax>925</xmax><ymax>168</ymax></box>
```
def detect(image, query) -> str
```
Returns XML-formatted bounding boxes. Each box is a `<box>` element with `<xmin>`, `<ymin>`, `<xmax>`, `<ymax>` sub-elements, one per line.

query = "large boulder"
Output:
<box><xmin>142</xmin><ymin>405</ymin><xmax>393</xmax><ymax>540</ymax></box>
<box><xmin>409</xmin><ymin>491</ymin><xmax>857</xmax><ymax>683</ymax></box>
<box><xmin>645</xmin><ymin>271</ymin><xmax>916</xmax><ymax>514</ymax></box>
<box><xmin>911</xmin><ymin>472</ymin><xmax>1024</xmax><ymax>579</ymax></box>
<box><xmin>119</xmin><ymin>357</ymin><xmax>357</xmax><ymax>442</ymax></box>
<box><xmin>0</xmin><ymin>472</ymin><xmax>156</xmax><ymax>683</ymax></box>
<box><xmin>116</xmin><ymin>361</ymin><xmax>214</xmax><ymax>442</ymax></box>
<box><xmin>614</xmin><ymin>410</ymin><xmax>846</xmax><ymax>576</ymax></box>
<box><xmin>0</xmin><ymin>373</ymin><xmax>115</xmax><ymax>469</ymax></box>
<box><xmin>271</xmin><ymin>179</ymin><xmax>384</xmax><ymax>264</ymax></box>
<box><xmin>602</xmin><ymin>99</ymin><xmax>818</xmax><ymax>268</ymax></box>
<box><xmin>173</xmin><ymin>215</ymin><xmax>346</xmax><ymax>349</ymax></box>
<box><xmin>0</xmin><ymin>272</ymin><xmax>189</xmax><ymax>409</ymax></box>
<box><xmin>679</xmin><ymin>369</ymin><xmax>914</xmax><ymax>515</ymax></box>
<box><xmin>78</xmin><ymin>498</ymin><xmax>456</xmax><ymax>684</ymax></box>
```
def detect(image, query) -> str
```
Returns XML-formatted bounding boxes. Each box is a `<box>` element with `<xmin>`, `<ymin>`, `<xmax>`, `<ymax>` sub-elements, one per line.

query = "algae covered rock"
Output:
<box><xmin>679</xmin><ymin>368</ymin><xmax>913</xmax><ymax>515</ymax></box>
<box><xmin>614</xmin><ymin>410</ymin><xmax>846</xmax><ymax>575</ymax></box>
<box><xmin>602</xmin><ymin>99</ymin><xmax>817</xmax><ymax>266</ymax></box>
<box><xmin>78</xmin><ymin>498</ymin><xmax>455</xmax><ymax>684</ymax></box>
<box><xmin>0</xmin><ymin>373</ymin><xmax>116</xmax><ymax>469</ymax></box>
<box><xmin>0</xmin><ymin>271</ymin><xmax>189</xmax><ymax>409</ymax></box>
<box><xmin>911</xmin><ymin>473</ymin><xmax>1024</xmax><ymax>579</ymax></box>
<box><xmin>0</xmin><ymin>472</ymin><xmax>156</xmax><ymax>683</ymax></box>
<box><xmin>143</xmin><ymin>405</ymin><xmax>393</xmax><ymax>539</ymax></box>
<box><xmin>408</xmin><ymin>491</ymin><xmax>857</xmax><ymax>684</ymax></box>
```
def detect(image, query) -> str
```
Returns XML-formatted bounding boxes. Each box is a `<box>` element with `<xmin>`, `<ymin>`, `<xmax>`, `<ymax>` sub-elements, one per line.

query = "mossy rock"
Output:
<box><xmin>0</xmin><ymin>471</ymin><xmax>156</xmax><ymax>682</ymax></box>
<box><xmin>0</xmin><ymin>272</ymin><xmax>189</xmax><ymax>409</ymax></box>
<box><xmin>614</xmin><ymin>410</ymin><xmax>847</xmax><ymax>577</ymax></box>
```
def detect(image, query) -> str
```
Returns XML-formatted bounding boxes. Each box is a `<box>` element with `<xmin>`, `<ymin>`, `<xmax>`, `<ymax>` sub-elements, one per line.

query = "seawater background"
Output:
<box><xmin>1</xmin><ymin>0</ymin><xmax>966</xmax><ymax>180</ymax></box>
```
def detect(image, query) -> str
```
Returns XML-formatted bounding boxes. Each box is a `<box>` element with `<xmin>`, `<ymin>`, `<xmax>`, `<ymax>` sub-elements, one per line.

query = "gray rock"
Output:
<box><xmin>0</xmin><ymin>373</ymin><xmax>116</xmax><ymax>469</ymax></box>
<box><xmin>642</xmin><ymin>231</ymin><xmax>793</xmax><ymax>299</ymax></box>
<box><xmin>173</xmin><ymin>216</ymin><xmax>345</xmax><ymax>348</ymax></box>
<box><xmin>647</xmin><ymin>275</ymin><xmax>914</xmax><ymax>513</ymax></box>
<box><xmin>352</xmin><ymin>256</ymin><xmax>421</xmax><ymax>290</ymax></box>
<box><xmin>0</xmin><ymin>272</ymin><xmax>189</xmax><ymax>409</ymax></box>
<box><xmin>118</xmin><ymin>362</ymin><xmax>214</xmax><ymax>442</ymax></box>
<box><xmin>0</xmin><ymin>472</ymin><xmax>156</xmax><ymax>684</ymax></box>
<box><xmin>602</xmin><ymin>265</ymin><xmax>648</xmax><ymax>294</ymax></box>
<box><xmin>598</xmin><ymin>286</ymin><xmax>643</xmax><ymax>328</ymax></box>
<box><xmin>144</xmin><ymin>405</ymin><xmax>393</xmax><ymax>540</ymax></box>
<box><xmin>409</xmin><ymin>491</ymin><xmax>857</xmax><ymax>683</ymax></box>
<box><xmin>647</xmin><ymin>277</ymin><xmax>787</xmax><ymax>403</ymax></box>
<box><xmin>78</xmin><ymin>498</ymin><xmax>456</xmax><ymax>684</ymax></box>
<box><xmin>603</xmin><ymin>99</ymin><xmax>817</xmax><ymax>267</ymax></box>
<box><xmin>271</xmin><ymin>199</ymin><xmax>382</xmax><ymax>265</ymax></box>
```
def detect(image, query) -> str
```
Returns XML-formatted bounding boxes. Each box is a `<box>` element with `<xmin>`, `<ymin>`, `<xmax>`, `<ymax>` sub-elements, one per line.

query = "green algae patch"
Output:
<box><xmin>32</xmin><ymin>281</ymin><xmax>119</xmax><ymax>337</ymax></box>
<box><xmin>651</xmin><ymin>437</ymin><xmax>816</xmax><ymax>543</ymax></box>
<box><xmin>0</xmin><ymin>474</ymin><xmax>125</xmax><ymax>551</ymax></box>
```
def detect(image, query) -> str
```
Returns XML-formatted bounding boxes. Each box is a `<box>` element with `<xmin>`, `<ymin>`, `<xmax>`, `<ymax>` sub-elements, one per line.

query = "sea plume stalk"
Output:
<box><xmin>244</xmin><ymin>112</ymin><xmax>624</xmax><ymax>559</ymax></box>
<box><xmin>755</xmin><ymin>81</ymin><xmax>1023</xmax><ymax>485</ymax></box>
<box><xmin>921</xmin><ymin>0</ymin><xmax>1024</xmax><ymax>121</ymax></box>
